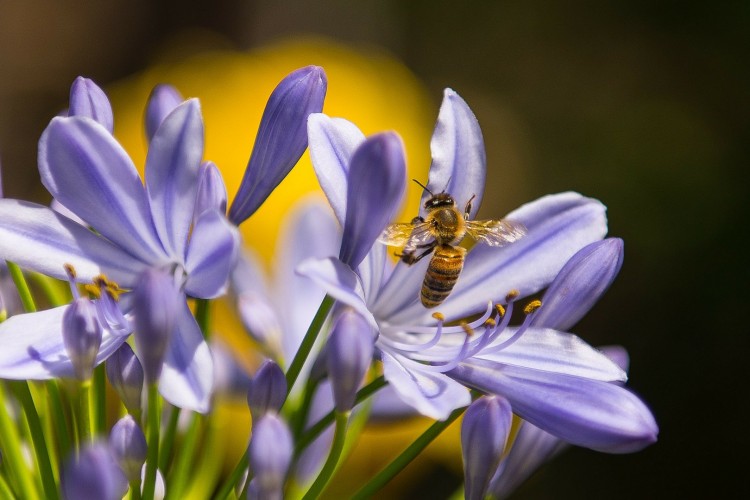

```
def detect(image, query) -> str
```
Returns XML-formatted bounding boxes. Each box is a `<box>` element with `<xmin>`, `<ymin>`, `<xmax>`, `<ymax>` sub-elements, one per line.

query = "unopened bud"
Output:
<box><xmin>109</xmin><ymin>415</ymin><xmax>147</xmax><ymax>482</ymax></box>
<box><xmin>326</xmin><ymin>309</ymin><xmax>375</xmax><ymax>412</ymax></box>
<box><xmin>249</xmin><ymin>414</ymin><xmax>293</xmax><ymax>499</ymax></box>
<box><xmin>106</xmin><ymin>343</ymin><xmax>144</xmax><ymax>415</ymax></box>
<box><xmin>62</xmin><ymin>298</ymin><xmax>103</xmax><ymax>380</ymax></box>
<box><xmin>247</xmin><ymin>359</ymin><xmax>287</xmax><ymax>420</ymax></box>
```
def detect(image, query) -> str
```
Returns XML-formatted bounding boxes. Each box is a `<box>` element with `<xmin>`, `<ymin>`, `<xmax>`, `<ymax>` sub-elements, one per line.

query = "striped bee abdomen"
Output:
<box><xmin>421</xmin><ymin>244</ymin><xmax>467</xmax><ymax>308</ymax></box>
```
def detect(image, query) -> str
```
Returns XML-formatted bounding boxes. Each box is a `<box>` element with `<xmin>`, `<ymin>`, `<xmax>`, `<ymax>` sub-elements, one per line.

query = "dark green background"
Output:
<box><xmin>1</xmin><ymin>1</ymin><xmax>747</xmax><ymax>497</ymax></box>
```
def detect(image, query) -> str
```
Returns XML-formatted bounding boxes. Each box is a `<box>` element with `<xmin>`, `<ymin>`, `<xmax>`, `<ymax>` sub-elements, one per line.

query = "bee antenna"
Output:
<box><xmin>412</xmin><ymin>178</ymin><xmax>433</xmax><ymax>195</ymax></box>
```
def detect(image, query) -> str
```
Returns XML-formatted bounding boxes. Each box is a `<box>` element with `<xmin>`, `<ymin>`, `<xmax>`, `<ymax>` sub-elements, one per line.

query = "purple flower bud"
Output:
<box><xmin>145</xmin><ymin>84</ymin><xmax>184</xmax><ymax>141</ymax></box>
<box><xmin>229</xmin><ymin>66</ymin><xmax>327</xmax><ymax>225</ymax></box>
<box><xmin>248</xmin><ymin>414</ymin><xmax>293</xmax><ymax>499</ymax></box>
<box><xmin>109</xmin><ymin>415</ymin><xmax>147</xmax><ymax>482</ymax></box>
<box><xmin>532</xmin><ymin>238</ymin><xmax>624</xmax><ymax>331</ymax></box>
<box><xmin>69</xmin><ymin>77</ymin><xmax>114</xmax><ymax>133</ymax></box>
<box><xmin>326</xmin><ymin>309</ymin><xmax>375</xmax><ymax>412</ymax></box>
<box><xmin>339</xmin><ymin>133</ymin><xmax>406</xmax><ymax>269</ymax></box>
<box><xmin>61</xmin><ymin>443</ymin><xmax>127</xmax><ymax>500</ymax></box>
<box><xmin>247</xmin><ymin>359</ymin><xmax>287</xmax><ymax>420</ymax></box>
<box><xmin>62</xmin><ymin>298</ymin><xmax>103</xmax><ymax>380</ymax></box>
<box><xmin>105</xmin><ymin>343</ymin><xmax>144</xmax><ymax>415</ymax></box>
<box><xmin>132</xmin><ymin>269</ymin><xmax>180</xmax><ymax>384</ymax></box>
<box><xmin>194</xmin><ymin>161</ymin><xmax>228</xmax><ymax>218</ymax></box>
<box><xmin>461</xmin><ymin>395</ymin><xmax>513</xmax><ymax>500</ymax></box>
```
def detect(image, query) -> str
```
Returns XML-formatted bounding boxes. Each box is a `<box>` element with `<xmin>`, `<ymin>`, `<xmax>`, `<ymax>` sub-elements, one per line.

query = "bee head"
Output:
<box><xmin>424</xmin><ymin>192</ymin><xmax>455</xmax><ymax>210</ymax></box>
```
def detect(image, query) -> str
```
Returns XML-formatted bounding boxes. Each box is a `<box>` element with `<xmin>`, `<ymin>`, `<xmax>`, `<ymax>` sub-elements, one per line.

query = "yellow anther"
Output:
<box><xmin>83</xmin><ymin>284</ymin><xmax>101</xmax><ymax>298</ymax></box>
<box><xmin>495</xmin><ymin>304</ymin><xmax>506</xmax><ymax>317</ymax></box>
<box><xmin>63</xmin><ymin>263</ymin><xmax>77</xmax><ymax>279</ymax></box>
<box><xmin>432</xmin><ymin>312</ymin><xmax>445</xmax><ymax>321</ymax></box>
<box><xmin>523</xmin><ymin>300</ymin><xmax>542</xmax><ymax>315</ymax></box>
<box><xmin>483</xmin><ymin>317</ymin><xmax>497</xmax><ymax>328</ymax></box>
<box><xmin>460</xmin><ymin>321</ymin><xmax>475</xmax><ymax>337</ymax></box>
<box><xmin>506</xmin><ymin>289</ymin><xmax>520</xmax><ymax>302</ymax></box>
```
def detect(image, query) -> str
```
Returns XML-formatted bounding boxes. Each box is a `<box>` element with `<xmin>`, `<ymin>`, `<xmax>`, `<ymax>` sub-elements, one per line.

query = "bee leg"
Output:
<box><xmin>410</xmin><ymin>216</ymin><xmax>425</xmax><ymax>224</ymax></box>
<box><xmin>396</xmin><ymin>241</ymin><xmax>437</xmax><ymax>265</ymax></box>
<box><xmin>464</xmin><ymin>194</ymin><xmax>476</xmax><ymax>220</ymax></box>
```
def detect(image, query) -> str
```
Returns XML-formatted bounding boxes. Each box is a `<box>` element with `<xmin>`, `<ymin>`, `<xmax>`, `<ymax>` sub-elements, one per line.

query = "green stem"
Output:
<box><xmin>285</xmin><ymin>295</ymin><xmax>334</xmax><ymax>396</ymax></box>
<box><xmin>142</xmin><ymin>384</ymin><xmax>160</xmax><ymax>500</ymax></box>
<box><xmin>295</xmin><ymin>376</ymin><xmax>387</xmax><ymax>456</ymax></box>
<box><xmin>92</xmin><ymin>364</ymin><xmax>106</xmax><ymax>435</ymax></box>
<box><xmin>129</xmin><ymin>479</ymin><xmax>143</xmax><ymax>500</ymax></box>
<box><xmin>194</xmin><ymin>298</ymin><xmax>211</xmax><ymax>338</ymax></box>
<box><xmin>351</xmin><ymin>406</ymin><xmax>467</xmax><ymax>500</ymax></box>
<box><xmin>291</xmin><ymin>377</ymin><xmax>320</xmax><ymax>439</ymax></box>
<box><xmin>165</xmin><ymin>413</ymin><xmax>202</xmax><ymax>500</ymax></box>
<box><xmin>0</xmin><ymin>383</ymin><xmax>39</xmax><ymax>500</ymax></box>
<box><xmin>6</xmin><ymin>261</ymin><xmax>37</xmax><ymax>312</ymax></box>
<box><xmin>10</xmin><ymin>381</ymin><xmax>58</xmax><ymax>500</ymax></box>
<box><xmin>213</xmin><ymin>452</ymin><xmax>248</xmax><ymax>500</ymax></box>
<box><xmin>46</xmin><ymin>381</ymin><xmax>71</xmax><ymax>462</ymax></box>
<box><xmin>158</xmin><ymin>405</ymin><xmax>180</xmax><ymax>474</ymax></box>
<box><xmin>27</xmin><ymin>272</ymin><xmax>69</xmax><ymax>307</ymax></box>
<box><xmin>301</xmin><ymin>411</ymin><xmax>349</xmax><ymax>500</ymax></box>
<box><xmin>76</xmin><ymin>381</ymin><xmax>94</xmax><ymax>444</ymax></box>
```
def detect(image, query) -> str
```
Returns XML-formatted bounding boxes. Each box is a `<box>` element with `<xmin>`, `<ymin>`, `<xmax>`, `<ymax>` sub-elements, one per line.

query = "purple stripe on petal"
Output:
<box><xmin>229</xmin><ymin>66</ymin><xmax>327</xmax><ymax>225</ymax></box>
<box><xmin>423</xmin><ymin>89</ymin><xmax>486</xmax><ymax>219</ymax></box>
<box><xmin>159</xmin><ymin>302</ymin><xmax>214</xmax><ymax>413</ymax></box>
<box><xmin>339</xmin><ymin>133</ymin><xmax>406</xmax><ymax>269</ymax></box>
<box><xmin>307</xmin><ymin>113</ymin><xmax>365</xmax><ymax>225</ymax></box>
<box><xmin>450</xmin><ymin>360</ymin><xmax>658</xmax><ymax>453</ymax></box>
<box><xmin>69</xmin><ymin>77</ymin><xmax>114</xmax><ymax>133</ymax></box>
<box><xmin>532</xmin><ymin>238</ymin><xmax>624</xmax><ymax>331</ymax></box>
<box><xmin>0</xmin><ymin>305</ymin><xmax>128</xmax><ymax>380</ymax></box>
<box><xmin>39</xmin><ymin>116</ymin><xmax>166</xmax><ymax>264</ymax></box>
<box><xmin>0</xmin><ymin>199</ymin><xmax>147</xmax><ymax>286</ymax></box>
<box><xmin>193</xmin><ymin>161</ymin><xmax>228</xmax><ymax>219</ymax></box>
<box><xmin>146</xmin><ymin>99</ymin><xmax>204</xmax><ymax>259</ymax></box>
<box><xmin>184</xmin><ymin>209</ymin><xmax>239</xmax><ymax>299</ymax></box>
<box><xmin>382</xmin><ymin>351</ymin><xmax>470</xmax><ymax>420</ymax></box>
<box><xmin>145</xmin><ymin>84</ymin><xmax>184</xmax><ymax>141</ymax></box>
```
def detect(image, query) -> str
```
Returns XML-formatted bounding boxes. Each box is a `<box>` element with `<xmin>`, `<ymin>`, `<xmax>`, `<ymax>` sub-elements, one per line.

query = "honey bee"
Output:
<box><xmin>379</xmin><ymin>180</ymin><xmax>527</xmax><ymax>308</ymax></box>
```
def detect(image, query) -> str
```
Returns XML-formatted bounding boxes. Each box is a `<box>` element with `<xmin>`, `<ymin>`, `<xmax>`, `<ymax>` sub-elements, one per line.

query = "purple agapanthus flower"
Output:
<box><xmin>0</xmin><ymin>78</ymin><xmax>239</xmax><ymax>412</ymax></box>
<box><xmin>298</xmin><ymin>89</ymin><xmax>657</xmax><ymax>453</ymax></box>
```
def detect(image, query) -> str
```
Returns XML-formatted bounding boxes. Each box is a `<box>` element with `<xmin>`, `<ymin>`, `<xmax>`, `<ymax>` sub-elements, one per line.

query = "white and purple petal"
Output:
<box><xmin>39</xmin><ymin>116</ymin><xmax>166</xmax><ymax>264</ymax></box>
<box><xmin>184</xmin><ymin>209</ymin><xmax>240</xmax><ymax>299</ymax></box>
<box><xmin>307</xmin><ymin>114</ymin><xmax>366</xmax><ymax>225</ymax></box>
<box><xmin>145</xmin><ymin>84</ymin><xmax>184</xmax><ymax>141</ymax></box>
<box><xmin>145</xmin><ymin>99</ymin><xmax>204</xmax><ymax>259</ymax></box>
<box><xmin>423</xmin><ymin>89</ymin><xmax>486</xmax><ymax>219</ymax></box>
<box><xmin>69</xmin><ymin>77</ymin><xmax>114</xmax><ymax>133</ymax></box>
<box><xmin>193</xmin><ymin>161</ymin><xmax>228</xmax><ymax>220</ymax></box>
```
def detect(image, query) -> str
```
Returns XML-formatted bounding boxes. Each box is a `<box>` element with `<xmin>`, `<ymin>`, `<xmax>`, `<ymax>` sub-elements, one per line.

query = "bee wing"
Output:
<box><xmin>379</xmin><ymin>223</ymin><xmax>419</xmax><ymax>247</ymax></box>
<box><xmin>402</xmin><ymin>222</ymin><xmax>437</xmax><ymax>254</ymax></box>
<box><xmin>465</xmin><ymin>219</ymin><xmax>527</xmax><ymax>247</ymax></box>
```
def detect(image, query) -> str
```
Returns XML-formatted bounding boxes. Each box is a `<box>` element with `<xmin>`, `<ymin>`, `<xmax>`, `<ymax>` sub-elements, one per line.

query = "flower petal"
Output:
<box><xmin>69</xmin><ymin>77</ymin><xmax>114</xmax><ymax>133</ymax></box>
<box><xmin>145</xmin><ymin>84</ymin><xmax>184</xmax><ymax>141</ymax></box>
<box><xmin>423</xmin><ymin>89</ymin><xmax>486</xmax><ymax>219</ymax></box>
<box><xmin>193</xmin><ymin>161</ymin><xmax>228</xmax><ymax>220</ymax></box>
<box><xmin>145</xmin><ymin>99</ymin><xmax>204</xmax><ymax>259</ymax></box>
<box><xmin>392</xmin><ymin>192</ymin><xmax>608</xmax><ymax>323</ymax></box>
<box><xmin>479</xmin><ymin>327</ymin><xmax>627</xmax><ymax>382</ymax></box>
<box><xmin>0</xmin><ymin>305</ymin><xmax>128</xmax><ymax>379</ymax></box>
<box><xmin>295</xmin><ymin>257</ymin><xmax>377</xmax><ymax>330</ymax></box>
<box><xmin>382</xmin><ymin>350</ymin><xmax>470</xmax><ymax>420</ymax></box>
<box><xmin>339</xmin><ymin>133</ymin><xmax>406</xmax><ymax>269</ymax></box>
<box><xmin>532</xmin><ymin>238</ymin><xmax>624</xmax><ymax>331</ymax></box>
<box><xmin>449</xmin><ymin>361</ymin><xmax>658</xmax><ymax>453</ymax></box>
<box><xmin>39</xmin><ymin>116</ymin><xmax>165</xmax><ymax>264</ymax></box>
<box><xmin>307</xmin><ymin>113</ymin><xmax>365</xmax><ymax>225</ymax></box>
<box><xmin>184</xmin><ymin>209</ymin><xmax>240</xmax><ymax>299</ymax></box>
<box><xmin>229</xmin><ymin>66</ymin><xmax>327</xmax><ymax>225</ymax></box>
<box><xmin>0</xmin><ymin>199</ymin><xmax>148</xmax><ymax>286</ymax></box>
<box><xmin>159</xmin><ymin>302</ymin><xmax>214</xmax><ymax>413</ymax></box>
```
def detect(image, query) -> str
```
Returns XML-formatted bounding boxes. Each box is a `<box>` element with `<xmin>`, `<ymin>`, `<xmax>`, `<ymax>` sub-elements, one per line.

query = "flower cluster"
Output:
<box><xmin>0</xmin><ymin>68</ymin><xmax>656</xmax><ymax>499</ymax></box>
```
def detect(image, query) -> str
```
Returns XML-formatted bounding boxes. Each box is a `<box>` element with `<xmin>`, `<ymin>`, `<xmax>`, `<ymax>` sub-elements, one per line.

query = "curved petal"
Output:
<box><xmin>39</xmin><ymin>116</ymin><xmax>166</xmax><ymax>263</ymax></box>
<box><xmin>382</xmin><ymin>350</ymin><xmax>470</xmax><ymax>420</ymax></box>
<box><xmin>194</xmin><ymin>161</ymin><xmax>228</xmax><ymax>220</ymax></box>
<box><xmin>295</xmin><ymin>257</ymin><xmax>377</xmax><ymax>330</ymax></box>
<box><xmin>339</xmin><ymin>133</ymin><xmax>406</xmax><ymax>269</ymax></box>
<box><xmin>69</xmin><ymin>77</ymin><xmax>114</xmax><ymax>133</ymax></box>
<box><xmin>229</xmin><ymin>66</ymin><xmax>328</xmax><ymax>225</ymax></box>
<box><xmin>146</xmin><ymin>99</ymin><xmax>204</xmax><ymax>259</ymax></box>
<box><xmin>145</xmin><ymin>84</ymin><xmax>184</xmax><ymax>142</ymax></box>
<box><xmin>389</xmin><ymin>192</ymin><xmax>608</xmax><ymax>323</ymax></box>
<box><xmin>0</xmin><ymin>199</ymin><xmax>147</xmax><ymax>286</ymax></box>
<box><xmin>371</xmin><ymin>257</ymin><xmax>428</xmax><ymax>318</ymax></box>
<box><xmin>532</xmin><ymin>238</ymin><xmax>624</xmax><ymax>331</ymax></box>
<box><xmin>479</xmin><ymin>327</ymin><xmax>627</xmax><ymax>382</ymax></box>
<box><xmin>307</xmin><ymin>113</ymin><xmax>365</xmax><ymax>225</ymax></box>
<box><xmin>184</xmin><ymin>209</ymin><xmax>240</xmax><ymax>299</ymax></box>
<box><xmin>159</xmin><ymin>302</ymin><xmax>214</xmax><ymax>413</ymax></box>
<box><xmin>0</xmin><ymin>305</ymin><xmax>128</xmax><ymax>379</ymax></box>
<box><xmin>423</xmin><ymin>89</ymin><xmax>486</xmax><ymax>219</ymax></box>
<box><xmin>449</xmin><ymin>361</ymin><xmax>658</xmax><ymax>453</ymax></box>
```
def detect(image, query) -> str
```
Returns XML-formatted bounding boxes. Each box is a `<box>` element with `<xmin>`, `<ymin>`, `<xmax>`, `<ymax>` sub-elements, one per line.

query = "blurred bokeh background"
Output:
<box><xmin>1</xmin><ymin>1</ymin><xmax>747</xmax><ymax>498</ymax></box>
